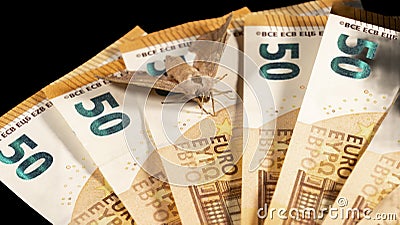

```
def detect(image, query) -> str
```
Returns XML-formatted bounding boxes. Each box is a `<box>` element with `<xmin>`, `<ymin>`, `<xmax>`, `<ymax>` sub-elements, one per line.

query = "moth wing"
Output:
<box><xmin>164</xmin><ymin>55</ymin><xmax>201</xmax><ymax>83</ymax></box>
<box><xmin>189</xmin><ymin>13</ymin><xmax>233</xmax><ymax>78</ymax></box>
<box><xmin>97</xmin><ymin>69</ymin><xmax>185</xmax><ymax>93</ymax></box>
<box><xmin>193</xmin><ymin>13</ymin><xmax>232</xmax><ymax>43</ymax></box>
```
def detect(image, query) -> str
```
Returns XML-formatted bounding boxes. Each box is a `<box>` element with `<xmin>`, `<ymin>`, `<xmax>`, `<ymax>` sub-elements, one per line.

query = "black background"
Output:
<box><xmin>0</xmin><ymin>0</ymin><xmax>396</xmax><ymax>224</ymax></box>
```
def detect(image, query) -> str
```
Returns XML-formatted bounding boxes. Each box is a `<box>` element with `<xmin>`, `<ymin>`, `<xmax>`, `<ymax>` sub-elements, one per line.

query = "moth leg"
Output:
<box><xmin>193</xmin><ymin>98</ymin><xmax>214</xmax><ymax>116</ymax></box>
<box><xmin>211</xmin><ymin>92</ymin><xmax>216</xmax><ymax>116</ymax></box>
<box><xmin>216</xmin><ymin>73</ymin><xmax>228</xmax><ymax>81</ymax></box>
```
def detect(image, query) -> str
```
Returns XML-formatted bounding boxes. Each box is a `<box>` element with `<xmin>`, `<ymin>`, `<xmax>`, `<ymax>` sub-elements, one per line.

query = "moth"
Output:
<box><xmin>97</xmin><ymin>13</ymin><xmax>233</xmax><ymax>116</ymax></box>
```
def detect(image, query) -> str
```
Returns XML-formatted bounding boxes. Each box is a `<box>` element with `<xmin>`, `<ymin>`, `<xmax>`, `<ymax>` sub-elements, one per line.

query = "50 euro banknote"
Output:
<box><xmin>263</xmin><ymin>2</ymin><xmax>399</xmax><ymax>225</ymax></box>
<box><xmin>0</xmin><ymin>25</ymin><xmax>146</xmax><ymax>225</ymax></box>
<box><xmin>115</xmin><ymin>8</ymin><xmax>250</xmax><ymax>225</ymax></box>
<box><xmin>0</xmin><ymin>90</ymin><xmax>136</xmax><ymax>225</ymax></box>
<box><xmin>240</xmin><ymin>1</ymin><xmax>352</xmax><ymax>224</ymax></box>
<box><xmin>321</xmin><ymin>91</ymin><xmax>399</xmax><ymax>225</ymax></box>
<box><xmin>242</xmin><ymin>12</ymin><xmax>328</xmax><ymax>225</ymax></box>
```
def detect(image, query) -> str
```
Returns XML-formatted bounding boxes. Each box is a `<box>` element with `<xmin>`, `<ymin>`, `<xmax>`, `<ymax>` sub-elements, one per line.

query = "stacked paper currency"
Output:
<box><xmin>1</xmin><ymin>0</ymin><xmax>399</xmax><ymax>224</ymax></box>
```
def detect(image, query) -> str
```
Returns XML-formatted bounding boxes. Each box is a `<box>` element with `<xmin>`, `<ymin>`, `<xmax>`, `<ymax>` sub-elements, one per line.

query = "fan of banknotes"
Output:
<box><xmin>1</xmin><ymin>0</ymin><xmax>399</xmax><ymax>225</ymax></box>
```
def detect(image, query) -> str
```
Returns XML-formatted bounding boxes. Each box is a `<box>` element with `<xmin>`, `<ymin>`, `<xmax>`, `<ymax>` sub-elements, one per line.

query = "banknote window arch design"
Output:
<box><xmin>189</xmin><ymin>178</ymin><xmax>242</xmax><ymax>225</ymax></box>
<box><xmin>284</xmin><ymin>170</ymin><xmax>343</xmax><ymax>225</ymax></box>
<box><xmin>257</xmin><ymin>170</ymin><xmax>280</xmax><ymax>225</ymax></box>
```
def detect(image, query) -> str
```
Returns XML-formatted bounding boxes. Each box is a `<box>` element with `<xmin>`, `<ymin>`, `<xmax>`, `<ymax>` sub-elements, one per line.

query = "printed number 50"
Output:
<box><xmin>0</xmin><ymin>134</ymin><xmax>53</xmax><ymax>180</ymax></box>
<box><xmin>331</xmin><ymin>34</ymin><xmax>378</xmax><ymax>79</ymax></box>
<box><xmin>259</xmin><ymin>43</ymin><xmax>300</xmax><ymax>80</ymax></box>
<box><xmin>74</xmin><ymin>92</ymin><xmax>130</xmax><ymax>136</ymax></box>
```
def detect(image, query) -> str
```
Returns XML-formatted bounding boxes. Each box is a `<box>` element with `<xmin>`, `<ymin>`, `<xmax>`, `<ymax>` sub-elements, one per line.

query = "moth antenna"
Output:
<box><xmin>211</xmin><ymin>92</ymin><xmax>216</xmax><ymax>116</ymax></box>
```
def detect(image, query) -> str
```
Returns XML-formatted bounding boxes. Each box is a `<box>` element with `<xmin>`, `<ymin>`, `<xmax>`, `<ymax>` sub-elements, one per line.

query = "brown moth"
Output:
<box><xmin>97</xmin><ymin>13</ymin><xmax>233</xmax><ymax>116</ymax></box>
